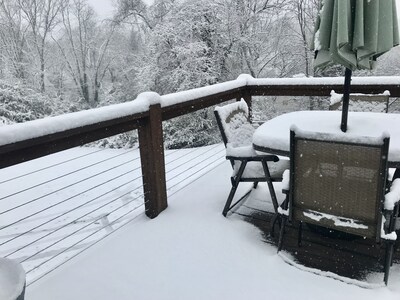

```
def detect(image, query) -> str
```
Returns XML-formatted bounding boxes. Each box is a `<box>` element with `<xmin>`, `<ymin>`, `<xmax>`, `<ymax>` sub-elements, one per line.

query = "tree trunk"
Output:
<box><xmin>40</xmin><ymin>57</ymin><xmax>45</xmax><ymax>92</ymax></box>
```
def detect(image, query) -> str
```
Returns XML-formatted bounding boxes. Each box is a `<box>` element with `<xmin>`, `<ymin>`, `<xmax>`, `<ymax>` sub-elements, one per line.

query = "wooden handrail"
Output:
<box><xmin>248</xmin><ymin>83</ymin><xmax>400</xmax><ymax>97</ymax></box>
<box><xmin>1</xmin><ymin>77</ymin><xmax>400</xmax><ymax>218</ymax></box>
<box><xmin>0</xmin><ymin>112</ymin><xmax>148</xmax><ymax>169</ymax></box>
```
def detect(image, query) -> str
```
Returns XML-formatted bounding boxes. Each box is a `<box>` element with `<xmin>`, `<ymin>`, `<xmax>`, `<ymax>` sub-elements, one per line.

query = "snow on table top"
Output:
<box><xmin>253</xmin><ymin>111</ymin><xmax>400</xmax><ymax>163</ymax></box>
<box><xmin>0</xmin><ymin>258</ymin><xmax>25</xmax><ymax>300</ymax></box>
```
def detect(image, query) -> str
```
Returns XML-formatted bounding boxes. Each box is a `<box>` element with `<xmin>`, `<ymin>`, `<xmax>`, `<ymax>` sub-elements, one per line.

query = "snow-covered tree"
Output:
<box><xmin>0</xmin><ymin>1</ymin><xmax>29</xmax><ymax>81</ymax></box>
<box><xmin>16</xmin><ymin>0</ymin><xmax>66</xmax><ymax>92</ymax></box>
<box><xmin>55</xmin><ymin>0</ymin><xmax>116</xmax><ymax>107</ymax></box>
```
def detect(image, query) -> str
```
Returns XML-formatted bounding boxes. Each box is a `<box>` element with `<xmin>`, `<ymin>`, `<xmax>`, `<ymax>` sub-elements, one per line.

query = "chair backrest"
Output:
<box><xmin>289</xmin><ymin>129</ymin><xmax>389</xmax><ymax>241</ymax></box>
<box><xmin>214</xmin><ymin>99</ymin><xmax>254</xmax><ymax>148</ymax></box>
<box><xmin>329</xmin><ymin>91</ymin><xmax>390</xmax><ymax>113</ymax></box>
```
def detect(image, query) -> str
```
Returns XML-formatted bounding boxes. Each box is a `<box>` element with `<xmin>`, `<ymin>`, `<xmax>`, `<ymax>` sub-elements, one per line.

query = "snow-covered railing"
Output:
<box><xmin>0</xmin><ymin>75</ymin><xmax>399</xmax><ymax>219</ymax></box>
<box><xmin>0</xmin><ymin>74</ymin><xmax>399</xmax><ymax>289</ymax></box>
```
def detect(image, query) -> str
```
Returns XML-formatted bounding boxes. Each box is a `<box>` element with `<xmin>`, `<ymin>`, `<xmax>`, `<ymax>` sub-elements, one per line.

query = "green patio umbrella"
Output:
<box><xmin>312</xmin><ymin>0</ymin><xmax>399</xmax><ymax>132</ymax></box>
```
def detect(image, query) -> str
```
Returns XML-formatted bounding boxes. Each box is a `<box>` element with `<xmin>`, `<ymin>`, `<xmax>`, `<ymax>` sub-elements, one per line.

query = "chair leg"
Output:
<box><xmin>277</xmin><ymin>216</ymin><xmax>287</xmax><ymax>252</ymax></box>
<box><xmin>222</xmin><ymin>185</ymin><xmax>238</xmax><ymax>217</ymax></box>
<box><xmin>261</xmin><ymin>161</ymin><xmax>279</xmax><ymax>213</ymax></box>
<box><xmin>222</xmin><ymin>161</ymin><xmax>247</xmax><ymax>217</ymax></box>
<box><xmin>298</xmin><ymin>222</ymin><xmax>303</xmax><ymax>247</ymax></box>
<box><xmin>270</xmin><ymin>213</ymin><xmax>280</xmax><ymax>238</ymax></box>
<box><xmin>384</xmin><ymin>241</ymin><xmax>394</xmax><ymax>285</ymax></box>
<box><xmin>271</xmin><ymin>193</ymin><xmax>289</xmax><ymax>238</ymax></box>
<box><xmin>253</xmin><ymin>181</ymin><xmax>259</xmax><ymax>189</ymax></box>
<box><xmin>226</xmin><ymin>187</ymin><xmax>253</xmax><ymax>215</ymax></box>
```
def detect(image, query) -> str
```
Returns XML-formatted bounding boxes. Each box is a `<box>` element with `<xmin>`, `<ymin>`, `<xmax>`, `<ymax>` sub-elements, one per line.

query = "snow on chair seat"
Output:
<box><xmin>214</xmin><ymin>99</ymin><xmax>289</xmax><ymax>217</ymax></box>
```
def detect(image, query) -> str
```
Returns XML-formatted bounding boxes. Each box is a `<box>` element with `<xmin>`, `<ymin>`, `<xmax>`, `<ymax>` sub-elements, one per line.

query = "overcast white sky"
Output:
<box><xmin>87</xmin><ymin>0</ymin><xmax>115</xmax><ymax>19</ymax></box>
<box><xmin>87</xmin><ymin>0</ymin><xmax>154</xmax><ymax>19</ymax></box>
<box><xmin>88</xmin><ymin>0</ymin><xmax>400</xmax><ymax>25</ymax></box>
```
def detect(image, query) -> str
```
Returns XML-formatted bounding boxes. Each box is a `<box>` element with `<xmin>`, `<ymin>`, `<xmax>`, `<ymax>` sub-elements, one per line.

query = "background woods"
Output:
<box><xmin>0</xmin><ymin>0</ymin><xmax>399</xmax><ymax>146</ymax></box>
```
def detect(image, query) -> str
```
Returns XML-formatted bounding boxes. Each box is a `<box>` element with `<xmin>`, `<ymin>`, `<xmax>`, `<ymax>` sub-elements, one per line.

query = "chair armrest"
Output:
<box><xmin>226</xmin><ymin>154</ymin><xmax>279</xmax><ymax>162</ymax></box>
<box><xmin>226</xmin><ymin>144</ymin><xmax>259</xmax><ymax>157</ymax></box>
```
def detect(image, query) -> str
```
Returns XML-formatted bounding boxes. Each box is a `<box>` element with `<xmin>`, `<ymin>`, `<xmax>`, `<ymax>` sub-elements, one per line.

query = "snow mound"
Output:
<box><xmin>0</xmin><ymin>258</ymin><xmax>25</xmax><ymax>300</ymax></box>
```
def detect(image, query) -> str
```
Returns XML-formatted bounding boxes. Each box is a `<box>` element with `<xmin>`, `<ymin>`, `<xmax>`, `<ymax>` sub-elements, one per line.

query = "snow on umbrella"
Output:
<box><xmin>312</xmin><ymin>0</ymin><xmax>399</xmax><ymax>132</ymax></box>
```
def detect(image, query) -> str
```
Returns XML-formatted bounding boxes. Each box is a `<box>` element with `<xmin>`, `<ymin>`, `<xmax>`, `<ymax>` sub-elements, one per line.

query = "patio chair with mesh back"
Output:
<box><xmin>277</xmin><ymin>129</ymin><xmax>400</xmax><ymax>285</ymax></box>
<box><xmin>214</xmin><ymin>99</ymin><xmax>289</xmax><ymax>217</ymax></box>
<box><xmin>329</xmin><ymin>91</ymin><xmax>390</xmax><ymax>113</ymax></box>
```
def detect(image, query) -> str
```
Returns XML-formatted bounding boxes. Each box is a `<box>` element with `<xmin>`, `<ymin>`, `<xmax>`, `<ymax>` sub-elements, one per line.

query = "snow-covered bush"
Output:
<box><xmin>91</xmin><ymin>131</ymin><xmax>139</xmax><ymax>149</ymax></box>
<box><xmin>0</xmin><ymin>80</ymin><xmax>82</xmax><ymax>127</ymax></box>
<box><xmin>163</xmin><ymin>107</ymin><xmax>220</xmax><ymax>149</ymax></box>
<box><xmin>0</xmin><ymin>81</ymin><xmax>56</xmax><ymax>124</ymax></box>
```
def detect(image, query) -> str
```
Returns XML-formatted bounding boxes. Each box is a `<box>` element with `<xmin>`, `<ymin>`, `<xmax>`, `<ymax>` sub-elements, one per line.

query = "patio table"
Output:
<box><xmin>253</xmin><ymin>111</ymin><xmax>400</xmax><ymax>168</ymax></box>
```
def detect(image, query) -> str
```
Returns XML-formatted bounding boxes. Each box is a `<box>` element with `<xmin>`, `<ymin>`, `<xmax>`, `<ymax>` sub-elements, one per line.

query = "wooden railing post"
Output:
<box><xmin>242</xmin><ymin>87</ymin><xmax>253</xmax><ymax>121</ymax></box>
<box><xmin>138</xmin><ymin>103</ymin><xmax>167</xmax><ymax>219</ymax></box>
<box><xmin>237</xmin><ymin>74</ymin><xmax>253</xmax><ymax>121</ymax></box>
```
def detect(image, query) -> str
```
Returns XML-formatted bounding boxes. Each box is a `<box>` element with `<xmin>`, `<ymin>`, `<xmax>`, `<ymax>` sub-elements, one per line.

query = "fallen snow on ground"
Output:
<box><xmin>26</xmin><ymin>162</ymin><xmax>400</xmax><ymax>300</ymax></box>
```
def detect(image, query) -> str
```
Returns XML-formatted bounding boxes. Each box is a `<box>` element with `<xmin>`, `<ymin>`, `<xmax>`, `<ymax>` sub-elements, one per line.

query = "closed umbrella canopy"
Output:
<box><xmin>313</xmin><ymin>0</ymin><xmax>399</xmax><ymax>132</ymax></box>
<box><xmin>314</xmin><ymin>0</ymin><xmax>399</xmax><ymax>71</ymax></box>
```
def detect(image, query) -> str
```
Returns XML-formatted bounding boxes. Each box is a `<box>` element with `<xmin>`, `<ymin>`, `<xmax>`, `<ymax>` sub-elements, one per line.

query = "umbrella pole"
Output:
<box><xmin>340</xmin><ymin>68</ymin><xmax>352</xmax><ymax>132</ymax></box>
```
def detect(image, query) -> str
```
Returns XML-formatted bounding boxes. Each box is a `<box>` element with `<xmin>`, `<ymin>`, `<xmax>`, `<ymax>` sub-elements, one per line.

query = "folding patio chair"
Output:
<box><xmin>329</xmin><ymin>91</ymin><xmax>390</xmax><ymax>113</ymax></box>
<box><xmin>214</xmin><ymin>99</ymin><xmax>289</xmax><ymax>217</ymax></box>
<box><xmin>277</xmin><ymin>129</ymin><xmax>400</xmax><ymax>284</ymax></box>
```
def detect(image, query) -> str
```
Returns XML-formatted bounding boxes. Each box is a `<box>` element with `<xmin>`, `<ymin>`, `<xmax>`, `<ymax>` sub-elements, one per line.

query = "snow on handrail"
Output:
<box><xmin>1</xmin><ymin>75</ymin><xmax>399</xmax><ymax>149</ymax></box>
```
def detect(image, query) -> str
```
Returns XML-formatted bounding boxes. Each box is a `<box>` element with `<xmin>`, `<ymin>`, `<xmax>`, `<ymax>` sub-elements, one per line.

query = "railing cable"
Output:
<box><xmin>27</xmin><ymin>208</ymin><xmax>145</xmax><ymax>286</ymax></box>
<box><xmin>0</xmin><ymin>166</ymin><xmax>138</xmax><ymax>234</ymax></box>
<box><xmin>167</xmin><ymin>148</ymin><xmax>225</xmax><ymax>187</ymax></box>
<box><xmin>167</xmin><ymin>149</ymin><xmax>226</xmax><ymax>196</ymax></box>
<box><xmin>2</xmin><ymin>181</ymin><xmax>142</xmax><ymax>254</ymax></box>
<box><xmin>0</xmin><ymin>149</ymin><xmax>136</xmax><ymax>201</ymax></box>
<box><xmin>20</xmin><ymin>193</ymin><xmax>145</xmax><ymax>264</ymax></box>
<box><xmin>164</xmin><ymin>145</ymin><xmax>208</xmax><ymax>166</ymax></box>
<box><xmin>0</xmin><ymin>148</ymin><xmax>105</xmax><ymax>184</ymax></box>
<box><xmin>0</xmin><ymin>158</ymin><xmax>139</xmax><ymax>216</ymax></box>
<box><xmin>25</xmin><ymin>198</ymin><xmax>147</xmax><ymax>281</ymax></box>
<box><xmin>165</xmin><ymin>144</ymin><xmax>222</xmax><ymax>174</ymax></box>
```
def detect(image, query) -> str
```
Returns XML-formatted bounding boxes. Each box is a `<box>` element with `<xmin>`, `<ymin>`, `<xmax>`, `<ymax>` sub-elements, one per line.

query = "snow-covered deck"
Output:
<box><xmin>26</xmin><ymin>161</ymin><xmax>400</xmax><ymax>300</ymax></box>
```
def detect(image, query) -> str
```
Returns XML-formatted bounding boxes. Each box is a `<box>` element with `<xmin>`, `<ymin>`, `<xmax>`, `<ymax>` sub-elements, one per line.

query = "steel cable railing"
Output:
<box><xmin>0</xmin><ymin>146</ymin><xmax>144</xmax><ymax>282</ymax></box>
<box><xmin>0</xmin><ymin>161</ymin><xmax>138</xmax><ymax>229</ymax></box>
<box><xmin>21</xmin><ymin>194</ymin><xmax>146</xmax><ymax>266</ymax></box>
<box><xmin>0</xmin><ymin>148</ymin><xmax>104</xmax><ymax>185</ymax></box>
<box><xmin>3</xmin><ymin>180</ymin><xmax>141</xmax><ymax>255</ymax></box>
<box><xmin>166</xmin><ymin>144</ymin><xmax>226</xmax><ymax>195</ymax></box>
<box><xmin>27</xmin><ymin>204</ymin><xmax>147</xmax><ymax>286</ymax></box>
<box><xmin>0</xmin><ymin>149</ymin><xmax>135</xmax><ymax>204</ymax></box>
<box><xmin>167</xmin><ymin>150</ymin><xmax>226</xmax><ymax>197</ymax></box>
<box><xmin>0</xmin><ymin>143</ymin><xmax>226</xmax><ymax>285</ymax></box>
<box><xmin>165</xmin><ymin>143</ymin><xmax>222</xmax><ymax>174</ymax></box>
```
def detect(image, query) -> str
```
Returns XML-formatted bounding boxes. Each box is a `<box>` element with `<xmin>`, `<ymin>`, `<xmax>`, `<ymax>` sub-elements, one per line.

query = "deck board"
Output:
<box><xmin>240</xmin><ymin>209</ymin><xmax>400</xmax><ymax>281</ymax></box>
